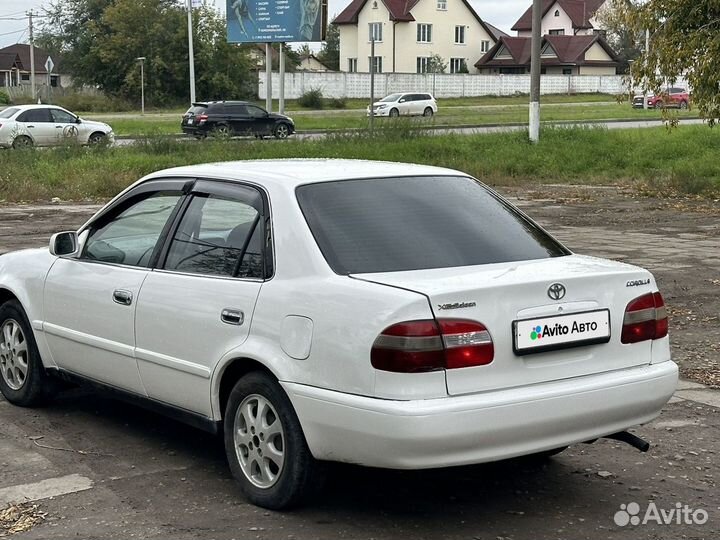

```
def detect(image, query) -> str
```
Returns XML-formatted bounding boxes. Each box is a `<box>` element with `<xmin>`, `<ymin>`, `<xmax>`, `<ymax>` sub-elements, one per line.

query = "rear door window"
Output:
<box><xmin>226</xmin><ymin>104</ymin><xmax>249</xmax><ymax>116</ymax></box>
<box><xmin>163</xmin><ymin>187</ymin><xmax>265</xmax><ymax>279</ymax></box>
<box><xmin>17</xmin><ymin>109</ymin><xmax>52</xmax><ymax>123</ymax></box>
<box><xmin>296</xmin><ymin>176</ymin><xmax>569</xmax><ymax>274</ymax></box>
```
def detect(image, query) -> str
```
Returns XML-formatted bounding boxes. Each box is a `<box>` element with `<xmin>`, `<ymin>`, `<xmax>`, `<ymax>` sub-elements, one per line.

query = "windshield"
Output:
<box><xmin>296</xmin><ymin>176</ymin><xmax>570</xmax><ymax>275</ymax></box>
<box><xmin>380</xmin><ymin>94</ymin><xmax>403</xmax><ymax>103</ymax></box>
<box><xmin>0</xmin><ymin>107</ymin><xmax>19</xmax><ymax>119</ymax></box>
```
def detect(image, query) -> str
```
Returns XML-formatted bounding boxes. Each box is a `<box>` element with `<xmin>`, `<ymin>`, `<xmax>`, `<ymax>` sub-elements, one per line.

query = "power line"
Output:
<box><xmin>0</xmin><ymin>28</ymin><xmax>25</xmax><ymax>37</ymax></box>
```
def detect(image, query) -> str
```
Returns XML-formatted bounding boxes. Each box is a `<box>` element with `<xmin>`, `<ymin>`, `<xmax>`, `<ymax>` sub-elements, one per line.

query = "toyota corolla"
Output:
<box><xmin>0</xmin><ymin>160</ymin><xmax>678</xmax><ymax>509</ymax></box>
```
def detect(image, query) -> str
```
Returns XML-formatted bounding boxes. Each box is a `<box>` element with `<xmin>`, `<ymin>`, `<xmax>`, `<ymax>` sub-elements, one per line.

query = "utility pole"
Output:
<box><xmin>279</xmin><ymin>43</ymin><xmax>285</xmax><ymax>115</ymax></box>
<box><xmin>137</xmin><ymin>57</ymin><xmax>146</xmax><ymax>115</ymax></box>
<box><xmin>529</xmin><ymin>0</ymin><xmax>541</xmax><ymax>143</ymax></box>
<box><xmin>643</xmin><ymin>29</ymin><xmax>650</xmax><ymax>110</ymax></box>
<box><xmin>27</xmin><ymin>11</ymin><xmax>36</xmax><ymax>101</ymax></box>
<box><xmin>265</xmin><ymin>43</ymin><xmax>272</xmax><ymax>112</ymax></box>
<box><xmin>187</xmin><ymin>0</ymin><xmax>196</xmax><ymax>104</ymax></box>
<box><xmin>369</xmin><ymin>37</ymin><xmax>375</xmax><ymax>135</ymax></box>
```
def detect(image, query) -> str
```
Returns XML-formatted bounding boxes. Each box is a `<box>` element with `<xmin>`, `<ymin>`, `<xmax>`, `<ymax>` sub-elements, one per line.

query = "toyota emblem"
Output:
<box><xmin>548</xmin><ymin>283</ymin><xmax>566</xmax><ymax>300</ymax></box>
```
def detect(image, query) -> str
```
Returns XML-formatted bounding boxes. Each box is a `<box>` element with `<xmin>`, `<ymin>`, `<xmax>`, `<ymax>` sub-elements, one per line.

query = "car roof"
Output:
<box><xmin>194</xmin><ymin>101</ymin><xmax>250</xmax><ymax>106</ymax></box>
<box><xmin>145</xmin><ymin>159</ymin><xmax>465</xmax><ymax>189</ymax></box>
<box><xmin>2</xmin><ymin>104</ymin><xmax>65</xmax><ymax>112</ymax></box>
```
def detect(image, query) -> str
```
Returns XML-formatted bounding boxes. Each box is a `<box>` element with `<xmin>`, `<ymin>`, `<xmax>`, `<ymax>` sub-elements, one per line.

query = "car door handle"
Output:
<box><xmin>221</xmin><ymin>308</ymin><xmax>244</xmax><ymax>326</ymax></box>
<box><xmin>113</xmin><ymin>289</ymin><xmax>133</xmax><ymax>306</ymax></box>
<box><xmin>27</xmin><ymin>125</ymin><xmax>35</xmax><ymax>128</ymax></box>
<box><xmin>55</xmin><ymin>126</ymin><xmax>64</xmax><ymax>129</ymax></box>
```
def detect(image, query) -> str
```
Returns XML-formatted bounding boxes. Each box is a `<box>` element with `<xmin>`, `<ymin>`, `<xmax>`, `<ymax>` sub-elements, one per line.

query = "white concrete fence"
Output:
<box><xmin>259</xmin><ymin>72</ymin><xmax>631</xmax><ymax>99</ymax></box>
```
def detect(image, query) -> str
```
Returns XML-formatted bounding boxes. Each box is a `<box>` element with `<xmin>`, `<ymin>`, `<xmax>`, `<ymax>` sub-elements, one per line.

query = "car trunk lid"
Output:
<box><xmin>354</xmin><ymin>255</ymin><xmax>657</xmax><ymax>396</ymax></box>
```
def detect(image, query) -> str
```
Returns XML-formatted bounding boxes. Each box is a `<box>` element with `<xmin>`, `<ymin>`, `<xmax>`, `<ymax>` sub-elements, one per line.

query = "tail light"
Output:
<box><xmin>621</xmin><ymin>292</ymin><xmax>668</xmax><ymax>344</ymax></box>
<box><xmin>197</xmin><ymin>114</ymin><xmax>208</xmax><ymax>123</ymax></box>
<box><xmin>371</xmin><ymin>319</ymin><xmax>494</xmax><ymax>373</ymax></box>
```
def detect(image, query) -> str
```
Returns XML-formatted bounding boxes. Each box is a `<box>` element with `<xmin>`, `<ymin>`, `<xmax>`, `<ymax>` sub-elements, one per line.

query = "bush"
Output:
<box><xmin>328</xmin><ymin>97</ymin><xmax>347</xmax><ymax>109</ymax></box>
<box><xmin>297</xmin><ymin>89</ymin><xmax>324</xmax><ymax>109</ymax></box>
<box><xmin>50</xmin><ymin>92</ymin><xmax>135</xmax><ymax>113</ymax></box>
<box><xmin>0</xmin><ymin>91</ymin><xmax>9</xmax><ymax>105</ymax></box>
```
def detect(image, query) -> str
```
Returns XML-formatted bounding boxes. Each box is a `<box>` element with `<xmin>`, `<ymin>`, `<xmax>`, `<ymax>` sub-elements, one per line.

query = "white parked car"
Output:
<box><xmin>0</xmin><ymin>104</ymin><xmax>114</xmax><ymax>148</ymax></box>
<box><xmin>367</xmin><ymin>92</ymin><xmax>437</xmax><ymax>117</ymax></box>
<box><xmin>0</xmin><ymin>160</ymin><xmax>677</xmax><ymax>509</ymax></box>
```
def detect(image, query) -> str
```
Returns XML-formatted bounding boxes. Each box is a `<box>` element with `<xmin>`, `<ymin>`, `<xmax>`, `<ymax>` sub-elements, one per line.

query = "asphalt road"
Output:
<box><xmin>114</xmin><ymin>118</ymin><xmax>707</xmax><ymax>146</ymax></box>
<box><xmin>0</xmin><ymin>188</ymin><xmax>718</xmax><ymax>540</ymax></box>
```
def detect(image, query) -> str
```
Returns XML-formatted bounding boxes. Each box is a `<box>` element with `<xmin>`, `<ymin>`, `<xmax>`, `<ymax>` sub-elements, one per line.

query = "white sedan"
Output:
<box><xmin>0</xmin><ymin>104</ymin><xmax>114</xmax><ymax>148</ymax></box>
<box><xmin>0</xmin><ymin>160</ymin><xmax>677</xmax><ymax>509</ymax></box>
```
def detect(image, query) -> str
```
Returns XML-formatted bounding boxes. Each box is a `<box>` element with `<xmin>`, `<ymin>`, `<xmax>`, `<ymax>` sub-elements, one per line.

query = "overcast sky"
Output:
<box><xmin>1</xmin><ymin>0</ymin><xmax>529</xmax><ymax>50</ymax></box>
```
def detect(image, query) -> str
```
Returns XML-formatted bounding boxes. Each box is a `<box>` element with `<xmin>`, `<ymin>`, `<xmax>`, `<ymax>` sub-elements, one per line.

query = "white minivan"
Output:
<box><xmin>367</xmin><ymin>93</ymin><xmax>438</xmax><ymax>117</ymax></box>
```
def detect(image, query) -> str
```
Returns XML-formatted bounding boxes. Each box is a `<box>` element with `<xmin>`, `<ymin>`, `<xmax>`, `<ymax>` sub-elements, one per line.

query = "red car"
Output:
<box><xmin>633</xmin><ymin>87</ymin><xmax>690</xmax><ymax>109</ymax></box>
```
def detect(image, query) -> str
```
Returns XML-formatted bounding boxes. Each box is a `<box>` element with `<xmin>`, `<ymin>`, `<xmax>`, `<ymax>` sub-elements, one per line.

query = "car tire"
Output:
<box><xmin>0</xmin><ymin>300</ymin><xmax>47</xmax><ymax>407</ymax></box>
<box><xmin>11</xmin><ymin>136</ymin><xmax>33</xmax><ymax>149</ymax></box>
<box><xmin>88</xmin><ymin>132</ymin><xmax>107</xmax><ymax>145</ymax></box>
<box><xmin>212</xmin><ymin>124</ymin><xmax>231</xmax><ymax>138</ymax></box>
<box><xmin>224</xmin><ymin>371</ymin><xmax>322</xmax><ymax>509</ymax></box>
<box><xmin>389</xmin><ymin>108</ymin><xmax>400</xmax><ymax>118</ymax></box>
<box><xmin>679</xmin><ymin>100</ymin><xmax>688</xmax><ymax>110</ymax></box>
<box><xmin>273</xmin><ymin>123</ymin><xmax>290</xmax><ymax>139</ymax></box>
<box><xmin>423</xmin><ymin>107</ymin><xmax>434</xmax><ymax>117</ymax></box>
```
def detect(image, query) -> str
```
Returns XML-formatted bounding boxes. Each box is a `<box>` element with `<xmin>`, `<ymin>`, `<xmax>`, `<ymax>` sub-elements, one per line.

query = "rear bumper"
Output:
<box><xmin>283</xmin><ymin>361</ymin><xmax>678</xmax><ymax>469</ymax></box>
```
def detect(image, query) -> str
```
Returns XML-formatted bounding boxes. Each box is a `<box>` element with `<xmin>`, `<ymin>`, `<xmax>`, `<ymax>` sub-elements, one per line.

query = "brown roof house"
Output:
<box><xmin>512</xmin><ymin>0</ymin><xmax>609</xmax><ymax>37</ymax></box>
<box><xmin>475</xmin><ymin>34</ymin><xmax>620</xmax><ymax>75</ymax></box>
<box><xmin>0</xmin><ymin>44</ymin><xmax>69</xmax><ymax>90</ymax></box>
<box><xmin>334</xmin><ymin>0</ymin><xmax>508</xmax><ymax>74</ymax></box>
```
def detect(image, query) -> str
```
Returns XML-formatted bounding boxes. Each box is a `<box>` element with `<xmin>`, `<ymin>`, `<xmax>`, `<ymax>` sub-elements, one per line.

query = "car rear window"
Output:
<box><xmin>0</xmin><ymin>107</ymin><xmax>19</xmax><ymax>119</ymax></box>
<box><xmin>187</xmin><ymin>105</ymin><xmax>208</xmax><ymax>115</ymax></box>
<box><xmin>296</xmin><ymin>176</ymin><xmax>570</xmax><ymax>274</ymax></box>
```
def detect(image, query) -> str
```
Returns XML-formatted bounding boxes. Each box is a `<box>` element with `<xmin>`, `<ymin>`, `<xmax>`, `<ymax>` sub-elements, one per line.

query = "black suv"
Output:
<box><xmin>181</xmin><ymin>101</ymin><xmax>295</xmax><ymax>139</ymax></box>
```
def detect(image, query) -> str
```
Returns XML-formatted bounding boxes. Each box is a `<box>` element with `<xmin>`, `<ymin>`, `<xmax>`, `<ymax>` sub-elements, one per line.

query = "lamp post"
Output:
<box><xmin>136</xmin><ymin>57</ymin><xmax>146</xmax><ymax>115</ymax></box>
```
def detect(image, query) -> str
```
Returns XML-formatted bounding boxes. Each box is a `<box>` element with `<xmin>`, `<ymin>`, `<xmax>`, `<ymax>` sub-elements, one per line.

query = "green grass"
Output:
<box><xmin>85</xmin><ymin>102</ymin><xmax>699</xmax><ymax>137</ymax></box>
<box><xmin>0</xmin><ymin>125</ymin><xmax>717</xmax><ymax>203</ymax></box>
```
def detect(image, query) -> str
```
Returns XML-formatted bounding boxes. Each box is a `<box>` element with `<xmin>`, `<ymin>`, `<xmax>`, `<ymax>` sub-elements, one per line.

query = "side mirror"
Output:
<box><xmin>399</xmin><ymin>99</ymin><xmax>406</xmax><ymax>103</ymax></box>
<box><xmin>49</xmin><ymin>231</ymin><xmax>79</xmax><ymax>257</ymax></box>
<box><xmin>76</xmin><ymin>117</ymin><xmax>82</xmax><ymax>124</ymax></box>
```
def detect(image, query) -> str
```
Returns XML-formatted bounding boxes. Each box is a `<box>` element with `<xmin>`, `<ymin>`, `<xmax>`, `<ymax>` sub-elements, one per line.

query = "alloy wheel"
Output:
<box><xmin>233</xmin><ymin>394</ymin><xmax>285</xmax><ymax>489</ymax></box>
<box><xmin>275</xmin><ymin>124</ymin><xmax>289</xmax><ymax>139</ymax></box>
<box><xmin>0</xmin><ymin>319</ymin><xmax>28</xmax><ymax>391</ymax></box>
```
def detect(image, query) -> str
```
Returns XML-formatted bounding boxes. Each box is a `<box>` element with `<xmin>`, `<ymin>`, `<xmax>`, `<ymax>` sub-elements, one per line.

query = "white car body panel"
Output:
<box><xmin>43</xmin><ymin>258</ymin><xmax>148</xmax><ymax>394</ymax></box>
<box><xmin>135</xmin><ymin>270</ymin><xmax>262</xmax><ymax>416</ymax></box>
<box><xmin>0</xmin><ymin>104</ymin><xmax>114</xmax><ymax>148</ymax></box>
<box><xmin>0</xmin><ymin>159</ymin><xmax>678</xmax><ymax>471</ymax></box>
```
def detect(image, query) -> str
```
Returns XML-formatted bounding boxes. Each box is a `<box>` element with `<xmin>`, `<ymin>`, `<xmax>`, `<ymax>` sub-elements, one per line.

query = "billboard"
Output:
<box><xmin>227</xmin><ymin>0</ymin><xmax>327</xmax><ymax>43</ymax></box>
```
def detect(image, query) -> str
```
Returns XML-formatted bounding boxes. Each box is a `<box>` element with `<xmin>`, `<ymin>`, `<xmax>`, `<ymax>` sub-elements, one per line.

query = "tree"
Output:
<box><xmin>619</xmin><ymin>0</ymin><xmax>720</xmax><ymax>124</ymax></box>
<box><xmin>427</xmin><ymin>53</ymin><xmax>447</xmax><ymax>74</ymax></box>
<box><xmin>317</xmin><ymin>23</ymin><xmax>339</xmax><ymax>71</ymax></box>
<box><xmin>296</xmin><ymin>44</ymin><xmax>312</xmax><ymax>57</ymax></box>
<box><xmin>594</xmin><ymin>0</ymin><xmax>644</xmax><ymax>73</ymax></box>
<box><xmin>38</xmin><ymin>0</ymin><xmax>256</xmax><ymax>105</ymax></box>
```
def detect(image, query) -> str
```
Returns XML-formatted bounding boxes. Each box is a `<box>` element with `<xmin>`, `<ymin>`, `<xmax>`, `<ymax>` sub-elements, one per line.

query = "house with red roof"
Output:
<box><xmin>512</xmin><ymin>0</ymin><xmax>609</xmax><ymax>38</ymax></box>
<box><xmin>333</xmin><ymin>0</ymin><xmax>508</xmax><ymax>74</ymax></box>
<box><xmin>0</xmin><ymin>44</ymin><xmax>68</xmax><ymax>90</ymax></box>
<box><xmin>475</xmin><ymin>34</ymin><xmax>619</xmax><ymax>76</ymax></box>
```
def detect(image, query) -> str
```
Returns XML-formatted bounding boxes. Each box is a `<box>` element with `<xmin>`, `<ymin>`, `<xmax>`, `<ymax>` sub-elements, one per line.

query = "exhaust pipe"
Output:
<box><xmin>604</xmin><ymin>431</ymin><xmax>650</xmax><ymax>452</ymax></box>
